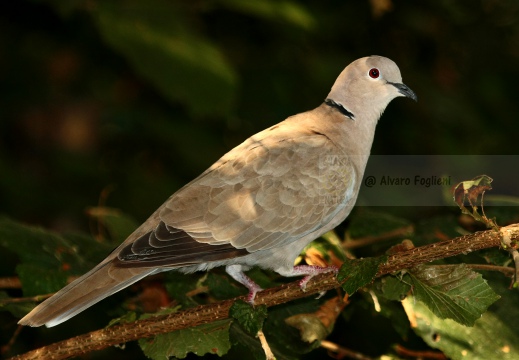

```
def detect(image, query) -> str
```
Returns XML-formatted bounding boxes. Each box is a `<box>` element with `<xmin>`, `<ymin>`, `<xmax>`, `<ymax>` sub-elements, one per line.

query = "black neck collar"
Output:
<box><xmin>324</xmin><ymin>98</ymin><xmax>355</xmax><ymax>120</ymax></box>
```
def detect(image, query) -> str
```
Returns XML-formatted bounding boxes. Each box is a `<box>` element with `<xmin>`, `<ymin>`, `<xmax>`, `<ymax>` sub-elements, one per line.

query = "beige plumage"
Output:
<box><xmin>19</xmin><ymin>55</ymin><xmax>416</xmax><ymax>327</ymax></box>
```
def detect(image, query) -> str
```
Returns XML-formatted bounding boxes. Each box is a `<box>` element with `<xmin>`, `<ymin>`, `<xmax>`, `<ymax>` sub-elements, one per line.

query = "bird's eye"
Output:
<box><xmin>369</xmin><ymin>68</ymin><xmax>380</xmax><ymax>79</ymax></box>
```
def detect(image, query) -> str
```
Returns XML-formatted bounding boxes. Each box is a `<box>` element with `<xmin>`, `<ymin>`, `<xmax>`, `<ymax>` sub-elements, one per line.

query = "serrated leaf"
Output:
<box><xmin>229</xmin><ymin>300</ymin><xmax>268</xmax><ymax>335</ymax></box>
<box><xmin>337</xmin><ymin>256</ymin><xmax>388</xmax><ymax>295</ymax></box>
<box><xmin>408</xmin><ymin>264</ymin><xmax>500</xmax><ymax>326</ymax></box>
<box><xmin>92</xmin><ymin>0</ymin><xmax>237</xmax><ymax>118</ymax></box>
<box><xmin>404</xmin><ymin>297</ymin><xmax>519</xmax><ymax>359</ymax></box>
<box><xmin>139</xmin><ymin>319</ymin><xmax>232</xmax><ymax>359</ymax></box>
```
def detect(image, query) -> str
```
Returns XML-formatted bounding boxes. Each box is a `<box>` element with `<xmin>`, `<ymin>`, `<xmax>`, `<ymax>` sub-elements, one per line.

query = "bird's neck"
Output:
<box><xmin>317</xmin><ymin>100</ymin><xmax>381</xmax><ymax>157</ymax></box>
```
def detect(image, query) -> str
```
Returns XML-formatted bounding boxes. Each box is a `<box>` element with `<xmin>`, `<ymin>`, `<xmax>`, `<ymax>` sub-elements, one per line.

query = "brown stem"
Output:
<box><xmin>0</xmin><ymin>294</ymin><xmax>54</xmax><ymax>305</ymax></box>
<box><xmin>320</xmin><ymin>340</ymin><xmax>373</xmax><ymax>360</ymax></box>
<box><xmin>0</xmin><ymin>277</ymin><xmax>22</xmax><ymax>289</ymax></box>
<box><xmin>9</xmin><ymin>225</ymin><xmax>516</xmax><ymax>360</ymax></box>
<box><xmin>394</xmin><ymin>344</ymin><xmax>447</xmax><ymax>360</ymax></box>
<box><xmin>343</xmin><ymin>225</ymin><xmax>415</xmax><ymax>249</ymax></box>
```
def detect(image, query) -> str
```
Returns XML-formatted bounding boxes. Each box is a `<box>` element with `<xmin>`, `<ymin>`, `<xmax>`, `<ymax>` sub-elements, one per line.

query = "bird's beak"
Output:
<box><xmin>389</xmin><ymin>82</ymin><xmax>418</xmax><ymax>102</ymax></box>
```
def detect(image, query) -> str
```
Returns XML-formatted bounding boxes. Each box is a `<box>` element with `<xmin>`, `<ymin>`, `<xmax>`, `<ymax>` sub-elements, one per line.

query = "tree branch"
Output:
<box><xmin>9</xmin><ymin>224</ymin><xmax>518</xmax><ymax>360</ymax></box>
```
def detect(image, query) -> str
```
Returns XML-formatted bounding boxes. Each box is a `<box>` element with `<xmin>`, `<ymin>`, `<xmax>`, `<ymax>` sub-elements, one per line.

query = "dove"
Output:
<box><xmin>19</xmin><ymin>55</ymin><xmax>416</xmax><ymax>327</ymax></box>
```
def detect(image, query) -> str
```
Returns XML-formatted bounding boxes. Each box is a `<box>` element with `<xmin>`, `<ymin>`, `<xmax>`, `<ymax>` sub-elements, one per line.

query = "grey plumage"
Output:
<box><xmin>19</xmin><ymin>55</ymin><xmax>416</xmax><ymax>327</ymax></box>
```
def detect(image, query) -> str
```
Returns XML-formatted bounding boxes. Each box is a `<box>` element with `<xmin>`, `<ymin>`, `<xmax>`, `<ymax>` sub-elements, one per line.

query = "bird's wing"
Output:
<box><xmin>116</xmin><ymin>122</ymin><xmax>357</xmax><ymax>267</ymax></box>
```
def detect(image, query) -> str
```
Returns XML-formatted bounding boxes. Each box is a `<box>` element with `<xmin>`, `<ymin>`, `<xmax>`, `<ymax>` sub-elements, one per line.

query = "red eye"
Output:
<box><xmin>369</xmin><ymin>68</ymin><xmax>380</xmax><ymax>79</ymax></box>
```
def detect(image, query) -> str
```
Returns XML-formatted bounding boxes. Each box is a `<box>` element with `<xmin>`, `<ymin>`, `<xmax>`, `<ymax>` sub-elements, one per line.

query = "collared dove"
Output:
<box><xmin>19</xmin><ymin>55</ymin><xmax>416</xmax><ymax>327</ymax></box>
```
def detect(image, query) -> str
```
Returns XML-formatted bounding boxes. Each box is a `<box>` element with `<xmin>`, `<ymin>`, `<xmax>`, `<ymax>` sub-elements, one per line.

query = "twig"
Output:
<box><xmin>185</xmin><ymin>286</ymin><xmax>209</xmax><ymax>298</ymax></box>
<box><xmin>500</xmin><ymin>225</ymin><xmax>519</xmax><ymax>287</ymax></box>
<box><xmin>394</xmin><ymin>344</ymin><xmax>447</xmax><ymax>359</ymax></box>
<box><xmin>257</xmin><ymin>329</ymin><xmax>275</xmax><ymax>360</ymax></box>
<box><xmin>320</xmin><ymin>340</ymin><xmax>372</xmax><ymax>360</ymax></box>
<box><xmin>343</xmin><ymin>225</ymin><xmax>414</xmax><ymax>249</ymax></box>
<box><xmin>0</xmin><ymin>293</ymin><xmax>54</xmax><ymax>305</ymax></box>
<box><xmin>1</xmin><ymin>326</ymin><xmax>23</xmax><ymax>356</ymax></box>
<box><xmin>9</xmin><ymin>225</ymin><xmax>516</xmax><ymax>360</ymax></box>
<box><xmin>0</xmin><ymin>277</ymin><xmax>22</xmax><ymax>289</ymax></box>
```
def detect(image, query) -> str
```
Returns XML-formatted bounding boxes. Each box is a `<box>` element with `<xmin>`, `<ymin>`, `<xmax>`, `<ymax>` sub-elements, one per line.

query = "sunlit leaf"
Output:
<box><xmin>404</xmin><ymin>297</ymin><xmax>519</xmax><ymax>360</ymax></box>
<box><xmin>408</xmin><ymin>264</ymin><xmax>500</xmax><ymax>326</ymax></box>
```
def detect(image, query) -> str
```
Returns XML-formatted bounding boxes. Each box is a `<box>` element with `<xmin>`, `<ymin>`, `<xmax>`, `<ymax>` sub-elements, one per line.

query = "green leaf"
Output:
<box><xmin>92</xmin><ymin>0</ymin><xmax>237</xmax><ymax>118</ymax></box>
<box><xmin>16</xmin><ymin>263</ymin><xmax>68</xmax><ymax>296</ymax></box>
<box><xmin>262</xmin><ymin>298</ymin><xmax>322</xmax><ymax>356</ymax></box>
<box><xmin>138</xmin><ymin>319</ymin><xmax>232</xmax><ymax>359</ymax></box>
<box><xmin>86</xmin><ymin>206</ymin><xmax>139</xmax><ymax>244</ymax></box>
<box><xmin>338</xmin><ymin>256</ymin><xmax>388</xmax><ymax>295</ymax></box>
<box><xmin>374</xmin><ymin>275</ymin><xmax>412</xmax><ymax>302</ymax></box>
<box><xmin>0</xmin><ymin>291</ymin><xmax>37</xmax><ymax>318</ymax></box>
<box><xmin>163</xmin><ymin>271</ymin><xmax>203</xmax><ymax>307</ymax></box>
<box><xmin>375</xmin><ymin>297</ymin><xmax>410</xmax><ymax>339</ymax></box>
<box><xmin>216</xmin><ymin>0</ymin><xmax>316</xmax><ymax>30</ymax></box>
<box><xmin>139</xmin><ymin>306</ymin><xmax>181</xmax><ymax>321</ymax></box>
<box><xmin>405</xmin><ymin>297</ymin><xmax>519</xmax><ymax>359</ymax></box>
<box><xmin>408</xmin><ymin>264</ymin><xmax>500</xmax><ymax>326</ymax></box>
<box><xmin>206</xmin><ymin>272</ymin><xmax>246</xmax><ymax>300</ymax></box>
<box><xmin>284</xmin><ymin>313</ymin><xmax>329</xmax><ymax>343</ymax></box>
<box><xmin>348</xmin><ymin>209</ymin><xmax>413</xmax><ymax>241</ymax></box>
<box><xmin>229</xmin><ymin>300</ymin><xmax>268</xmax><ymax>335</ymax></box>
<box><xmin>106</xmin><ymin>311</ymin><xmax>138</xmax><ymax>328</ymax></box>
<box><xmin>0</xmin><ymin>217</ymin><xmax>73</xmax><ymax>269</ymax></box>
<box><xmin>229</xmin><ymin>322</ymin><xmax>300</xmax><ymax>360</ymax></box>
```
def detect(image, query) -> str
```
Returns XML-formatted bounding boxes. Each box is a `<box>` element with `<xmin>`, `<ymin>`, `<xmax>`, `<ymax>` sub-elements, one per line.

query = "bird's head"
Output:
<box><xmin>327</xmin><ymin>56</ymin><xmax>417</xmax><ymax>122</ymax></box>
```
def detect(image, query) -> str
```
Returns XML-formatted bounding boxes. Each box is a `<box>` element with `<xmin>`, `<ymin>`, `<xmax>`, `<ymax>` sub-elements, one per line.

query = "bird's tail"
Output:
<box><xmin>18</xmin><ymin>261</ymin><xmax>157</xmax><ymax>327</ymax></box>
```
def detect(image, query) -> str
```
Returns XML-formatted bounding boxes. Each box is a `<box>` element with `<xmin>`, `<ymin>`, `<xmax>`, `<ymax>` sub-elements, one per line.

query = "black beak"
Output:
<box><xmin>389</xmin><ymin>82</ymin><xmax>418</xmax><ymax>102</ymax></box>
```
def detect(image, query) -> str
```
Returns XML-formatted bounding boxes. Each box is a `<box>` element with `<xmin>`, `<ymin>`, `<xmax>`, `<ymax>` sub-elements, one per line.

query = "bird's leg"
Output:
<box><xmin>226</xmin><ymin>264</ymin><xmax>263</xmax><ymax>304</ymax></box>
<box><xmin>277</xmin><ymin>265</ymin><xmax>339</xmax><ymax>291</ymax></box>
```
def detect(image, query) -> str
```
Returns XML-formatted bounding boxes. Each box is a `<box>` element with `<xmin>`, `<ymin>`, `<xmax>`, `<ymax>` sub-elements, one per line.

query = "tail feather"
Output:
<box><xmin>18</xmin><ymin>261</ymin><xmax>157</xmax><ymax>327</ymax></box>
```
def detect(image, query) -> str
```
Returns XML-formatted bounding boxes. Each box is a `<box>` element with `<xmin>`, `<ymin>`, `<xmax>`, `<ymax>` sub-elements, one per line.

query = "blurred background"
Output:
<box><xmin>2</xmin><ymin>0</ymin><xmax>519</xmax><ymax>358</ymax></box>
<box><xmin>1</xmin><ymin>0</ymin><xmax>518</xmax><ymax>232</ymax></box>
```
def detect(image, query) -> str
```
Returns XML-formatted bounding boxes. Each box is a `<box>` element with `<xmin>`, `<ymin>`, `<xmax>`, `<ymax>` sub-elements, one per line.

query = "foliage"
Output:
<box><xmin>1</xmin><ymin>0</ymin><xmax>519</xmax><ymax>359</ymax></box>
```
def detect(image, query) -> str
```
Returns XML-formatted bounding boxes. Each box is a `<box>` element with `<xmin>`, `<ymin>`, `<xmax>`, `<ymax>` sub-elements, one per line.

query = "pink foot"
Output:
<box><xmin>226</xmin><ymin>265</ymin><xmax>263</xmax><ymax>304</ymax></box>
<box><xmin>282</xmin><ymin>265</ymin><xmax>339</xmax><ymax>291</ymax></box>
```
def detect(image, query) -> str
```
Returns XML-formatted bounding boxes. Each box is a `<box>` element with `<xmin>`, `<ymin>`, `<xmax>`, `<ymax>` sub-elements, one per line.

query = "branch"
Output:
<box><xmin>10</xmin><ymin>224</ymin><xmax>518</xmax><ymax>360</ymax></box>
<box><xmin>0</xmin><ymin>277</ymin><xmax>22</xmax><ymax>289</ymax></box>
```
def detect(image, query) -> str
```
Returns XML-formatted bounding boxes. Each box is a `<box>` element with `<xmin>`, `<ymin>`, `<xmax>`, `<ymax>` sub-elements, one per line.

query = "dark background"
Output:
<box><xmin>1</xmin><ymin>0</ymin><xmax>517</xmax><ymax>230</ymax></box>
<box><xmin>1</xmin><ymin>0</ymin><xmax>519</xmax><ymax>358</ymax></box>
